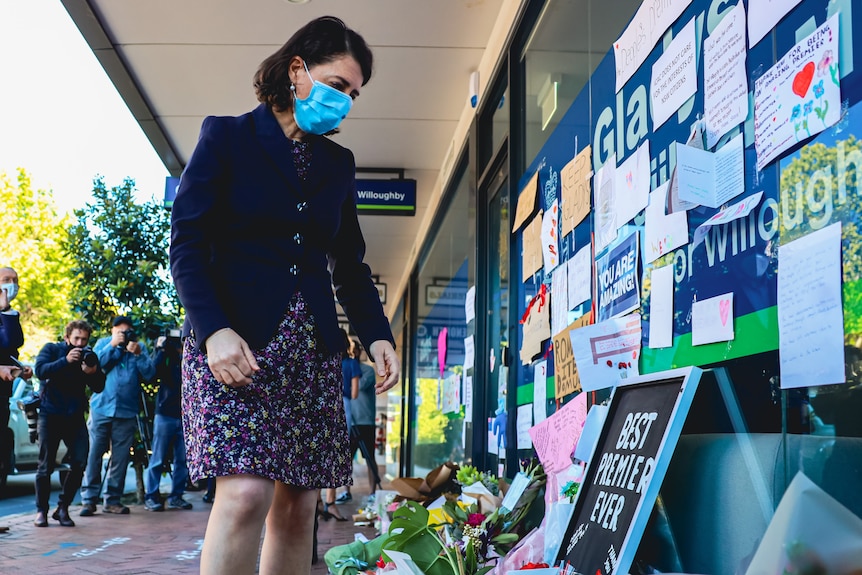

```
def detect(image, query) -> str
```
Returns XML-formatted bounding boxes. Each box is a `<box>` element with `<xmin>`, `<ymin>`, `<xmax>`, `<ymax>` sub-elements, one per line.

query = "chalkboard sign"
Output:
<box><xmin>556</xmin><ymin>367</ymin><xmax>701</xmax><ymax>575</ymax></box>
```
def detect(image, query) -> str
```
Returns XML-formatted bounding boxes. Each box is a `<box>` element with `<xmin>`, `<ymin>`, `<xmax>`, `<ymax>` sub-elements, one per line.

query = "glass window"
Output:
<box><xmin>411</xmin><ymin>161</ymin><xmax>476</xmax><ymax>476</ymax></box>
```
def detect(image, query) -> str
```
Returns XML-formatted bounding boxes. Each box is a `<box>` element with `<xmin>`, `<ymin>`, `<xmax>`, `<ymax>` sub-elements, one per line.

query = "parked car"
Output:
<box><xmin>0</xmin><ymin>375</ymin><xmax>67</xmax><ymax>490</ymax></box>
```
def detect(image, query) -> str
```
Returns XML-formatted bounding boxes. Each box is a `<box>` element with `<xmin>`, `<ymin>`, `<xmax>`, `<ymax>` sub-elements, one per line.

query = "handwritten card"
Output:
<box><xmin>570</xmin><ymin>314</ymin><xmax>641</xmax><ymax>392</ymax></box>
<box><xmin>529</xmin><ymin>392</ymin><xmax>588</xmax><ymax>474</ymax></box>
<box><xmin>748</xmin><ymin>0</ymin><xmax>803</xmax><ymax>48</ymax></box>
<box><xmin>645</xmin><ymin>181</ymin><xmax>689</xmax><ymax>264</ymax></box>
<box><xmin>692</xmin><ymin>191</ymin><xmax>763</xmax><ymax>249</ymax></box>
<box><xmin>553</xmin><ymin>312</ymin><xmax>593</xmax><ymax>399</ymax></box>
<box><xmin>521</xmin><ymin>212</ymin><xmax>543</xmax><ymax>283</ymax></box>
<box><xmin>533</xmin><ymin>360</ymin><xmax>548</xmax><ymax>424</ymax></box>
<box><xmin>520</xmin><ymin>295</ymin><xmax>551</xmax><ymax>365</ymax></box>
<box><xmin>464</xmin><ymin>335</ymin><xmax>475</xmax><ymax>370</ymax></box>
<box><xmin>567</xmin><ymin>244</ymin><xmax>592</xmax><ymax>308</ymax></box>
<box><xmin>704</xmin><ymin>2</ymin><xmax>748</xmax><ymax>148</ymax></box>
<box><xmin>465</xmin><ymin>285</ymin><xmax>476</xmax><ymax>324</ymax></box>
<box><xmin>778</xmin><ymin>222</ymin><xmax>845</xmax><ymax>389</ymax></box>
<box><xmin>541</xmin><ymin>200</ymin><xmax>560</xmax><ymax>273</ymax></box>
<box><xmin>517</xmin><ymin>404</ymin><xmax>533</xmax><ymax>449</ymax></box>
<box><xmin>651</xmin><ymin>19</ymin><xmax>697</xmax><ymax>130</ymax></box>
<box><xmin>614</xmin><ymin>141</ymin><xmax>651</xmax><ymax>227</ymax></box>
<box><xmin>691</xmin><ymin>293</ymin><xmax>735</xmax><ymax>345</ymax></box>
<box><xmin>668</xmin><ymin>126</ymin><xmax>705</xmax><ymax>214</ymax></box>
<box><xmin>561</xmin><ymin>146</ymin><xmax>592</xmax><ymax>237</ymax></box>
<box><xmin>677</xmin><ymin>133</ymin><xmax>745</xmax><ymax>208</ymax></box>
<box><xmin>551</xmin><ymin>265</ymin><xmax>569</xmax><ymax>336</ymax></box>
<box><xmin>648</xmin><ymin>264</ymin><xmax>674</xmax><ymax>349</ymax></box>
<box><xmin>513</xmin><ymin>171</ymin><xmax>539</xmax><ymax>232</ymax></box>
<box><xmin>613</xmin><ymin>0</ymin><xmax>693</xmax><ymax>92</ymax></box>
<box><xmin>441</xmin><ymin>372</ymin><xmax>461</xmax><ymax>415</ymax></box>
<box><xmin>754</xmin><ymin>15</ymin><xmax>841</xmax><ymax>171</ymax></box>
<box><xmin>463</xmin><ymin>375</ymin><xmax>473</xmax><ymax>423</ymax></box>
<box><xmin>594</xmin><ymin>154</ymin><xmax>617</xmax><ymax>252</ymax></box>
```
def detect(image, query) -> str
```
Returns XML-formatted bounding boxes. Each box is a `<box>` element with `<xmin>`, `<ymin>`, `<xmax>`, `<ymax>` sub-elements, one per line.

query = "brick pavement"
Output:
<box><xmin>0</xmin><ymin>474</ymin><xmax>382</xmax><ymax>574</ymax></box>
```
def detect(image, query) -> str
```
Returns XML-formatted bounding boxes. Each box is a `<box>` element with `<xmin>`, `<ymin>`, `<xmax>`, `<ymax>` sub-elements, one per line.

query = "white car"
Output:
<box><xmin>1</xmin><ymin>376</ymin><xmax>67</xmax><ymax>489</ymax></box>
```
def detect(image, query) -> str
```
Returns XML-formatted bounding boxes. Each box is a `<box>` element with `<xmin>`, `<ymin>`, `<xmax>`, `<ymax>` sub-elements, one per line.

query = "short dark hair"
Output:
<box><xmin>254</xmin><ymin>16</ymin><xmax>373</xmax><ymax>112</ymax></box>
<box><xmin>65</xmin><ymin>320</ymin><xmax>92</xmax><ymax>339</ymax></box>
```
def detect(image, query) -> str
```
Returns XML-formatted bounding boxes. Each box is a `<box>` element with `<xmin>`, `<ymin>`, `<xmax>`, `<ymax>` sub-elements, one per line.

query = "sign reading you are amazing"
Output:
<box><xmin>557</xmin><ymin>367</ymin><xmax>701</xmax><ymax>575</ymax></box>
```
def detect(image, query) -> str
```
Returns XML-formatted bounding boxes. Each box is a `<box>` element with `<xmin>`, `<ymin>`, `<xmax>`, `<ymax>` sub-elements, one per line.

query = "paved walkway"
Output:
<box><xmin>0</xmin><ymin>472</ymin><xmax>382</xmax><ymax>574</ymax></box>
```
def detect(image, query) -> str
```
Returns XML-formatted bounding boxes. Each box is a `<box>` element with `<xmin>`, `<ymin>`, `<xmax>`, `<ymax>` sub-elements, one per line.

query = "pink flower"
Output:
<box><xmin>466</xmin><ymin>513</ymin><xmax>486</xmax><ymax>527</ymax></box>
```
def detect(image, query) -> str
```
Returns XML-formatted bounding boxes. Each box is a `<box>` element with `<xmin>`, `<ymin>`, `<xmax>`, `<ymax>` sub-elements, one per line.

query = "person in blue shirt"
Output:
<box><xmin>79</xmin><ymin>315</ymin><xmax>155</xmax><ymax>516</ymax></box>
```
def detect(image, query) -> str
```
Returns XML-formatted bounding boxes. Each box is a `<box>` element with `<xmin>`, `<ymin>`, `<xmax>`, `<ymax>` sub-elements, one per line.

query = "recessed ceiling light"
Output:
<box><xmin>285</xmin><ymin>0</ymin><xmax>311</xmax><ymax>3</ymax></box>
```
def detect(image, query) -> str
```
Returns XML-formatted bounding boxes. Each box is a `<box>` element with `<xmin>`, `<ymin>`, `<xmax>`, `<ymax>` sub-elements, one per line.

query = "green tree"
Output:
<box><xmin>0</xmin><ymin>169</ymin><xmax>74</xmax><ymax>360</ymax></box>
<box><xmin>65</xmin><ymin>176</ymin><xmax>181</xmax><ymax>342</ymax></box>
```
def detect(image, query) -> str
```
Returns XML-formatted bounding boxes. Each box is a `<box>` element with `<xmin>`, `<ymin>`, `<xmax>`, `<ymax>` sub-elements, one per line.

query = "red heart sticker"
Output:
<box><xmin>792</xmin><ymin>62</ymin><xmax>815</xmax><ymax>98</ymax></box>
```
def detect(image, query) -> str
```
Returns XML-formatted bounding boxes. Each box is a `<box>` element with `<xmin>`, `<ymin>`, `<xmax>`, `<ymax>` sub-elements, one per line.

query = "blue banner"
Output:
<box><xmin>355</xmin><ymin>179</ymin><xmax>416</xmax><ymax>216</ymax></box>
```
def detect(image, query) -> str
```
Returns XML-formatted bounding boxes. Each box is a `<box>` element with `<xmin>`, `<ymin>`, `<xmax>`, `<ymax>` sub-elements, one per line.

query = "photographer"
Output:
<box><xmin>80</xmin><ymin>315</ymin><xmax>154</xmax><ymax>517</ymax></box>
<box><xmin>33</xmin><ymin>320</ymin><xmax>105</xmax><ymax>527</ymax></box>
<box><xmin>143</xmin><ymin>330</ymin><xmax>192</xmax><ymax>511</ymax></box>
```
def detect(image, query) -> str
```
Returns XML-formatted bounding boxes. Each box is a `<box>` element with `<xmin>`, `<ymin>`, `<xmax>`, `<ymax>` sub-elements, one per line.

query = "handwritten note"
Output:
<box><xmin>651</xmin><ymin>19</ymin><xmax>697</xmax><ymax>130</ymax></box>
<box><xmin>754</xmin><ymin>15</ymin><xmax>841</xmax><ymax>171</ymax></box>
<box><xmin>704</xmin><ymin>2</ymin><xmax>748</xmax><ymax>148</ymax></box>
<box><xmin>464</xmin><ymin>335</ymin><xmax>475</xmax><ymax>370</ymax></box>
<box><xmin>648</xmin><ymin>264</ymin><xmax>674</xmax><ymax>349</ymax></box>
<box><xmin>529</xmin><ymin>392</ymin><xmax>588</xmax><ymax>474</ymax></box>
<box><xmin>513</xmin><ymin>171</ymin><xmax>539</xmax><ymax>232</ymax></box>
<box><xmin>677</xmin><ymin>133</ymin><xmax>745</xmax><ymax>208</ymax></box>
<box><xmin>533</xmin><ymin>360</ymin><xmax>548</xmax><ymax>424</ymax></box>
<box><xmin>691</xmin><ymin>293</ymin><xmax>735</xmax><ymax>345</ymax></box>
<box><xmin>553</xmin><ymin>312</ymin><xmax>593</xmax><ymax>399</ymax></box>
<box><xmin>614</xmin><ymin>141</ymin><xmax>651</xmax><ymax>227</ymax></box>
<box><xmin>778</xmin><ymin>222</ymin><xmax>845</xmax><ymax>389</ymax></box>
<box><xmin>441</xmin><ymin>373</ymin><xmax>461</xmax><ymax>415</ymax></box>
<box><xmin>521</xmin><ymin>213</ymin><xmax>543</xmax><ymax>283</ymax></box>
<box><xmin>551</xmin><ymin>265</ymin><xmax>569</xmax><ymax>336</ymax></box>
<box><xmin>570</xmin><ymin>314</ymin><xmax>641</xmax><ymax>392</ymax></box>
<box><xmin>748</xmin><ymin>0</ymin><xmax>803</xmax><ymax>48</ymax></box>
<box><xmin>465</xmin><ymin>285</ymin><xmax>476</xmax><ymax>324</ymax></box>
<box><xmin>463</xmin><ymin>375</ymin><xmax>473</xmax><ymax>422</ymax></box>
<box><xmin>561</xmin><ymin>146</ymin><xmax>592</xmax><ymax>237</ymax></box>
<box><xmin>520</xmin><ymin>295</ymin><xmax>551</xmax><ymax>365</ymax></box>
<box><xmin>645</xmin><ymin>181</ymin><xmax>689</xmax><ymax>264</ymax></box>
<box><xmin>517</xmin><ymin>404</ymin><xmax>533</xmax><ymax>449</ymax></box>
<box><xmin>594</xmin><ymin>155</ymin><xmax>617</xmax><ymax>252</ymax></box>
<box><xmin>613</xmin><ymin>0</ymin><xmax>693</xmax><ymax>92</ymax></box>
<box><xmin>567</xmin><ymin>244</ymin><xmax>592</xmax><ymax>309</ymax></box>
<box><xmin>541</xmin><ymin>200</ymin><xmax>560</xmax><ymax>273</ymax></box>
<box><xmin>692</xmin><ymin>191</ymin><xmax>763</xmax><ymax>249</ymax></box>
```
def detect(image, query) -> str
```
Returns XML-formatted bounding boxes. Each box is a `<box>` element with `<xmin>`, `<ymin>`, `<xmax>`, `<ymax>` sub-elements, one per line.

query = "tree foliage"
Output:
<box><xmin>65</xmin><ymin>176</ymin><xmax>181</xmax><ymax>342</ymax></box>
<box><xmin>0</xmin><ymin>169</ymin><xmax>74</xmax><ymax>359</ymax></box>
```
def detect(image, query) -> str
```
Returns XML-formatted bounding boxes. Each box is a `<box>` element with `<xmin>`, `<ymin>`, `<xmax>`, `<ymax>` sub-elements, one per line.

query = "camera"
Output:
<box><xmin>79</xmin><ymin>345</ymin><xmax>99</xmax><ymax>368</ymax></box>
<box><xmin>118</xmin><ymin>329</ymin><xmax>137</xmax><ymax>350</ymax></box>
<box><xmin>17</xmin><ymin>392</ymin><xmax>41</xmax><ymax>443</ymax></box>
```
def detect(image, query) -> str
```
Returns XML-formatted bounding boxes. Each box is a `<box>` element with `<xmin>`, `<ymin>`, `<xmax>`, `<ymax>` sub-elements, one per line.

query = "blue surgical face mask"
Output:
<box><xmin>292</xmin><ymin>60</ymin><xmax>353</xmax><ymax>135</ymax></box>
<box><xmin>1</xmin><ymin>283</ymin><xmax>17</xmax><ymax>301</ymax></box>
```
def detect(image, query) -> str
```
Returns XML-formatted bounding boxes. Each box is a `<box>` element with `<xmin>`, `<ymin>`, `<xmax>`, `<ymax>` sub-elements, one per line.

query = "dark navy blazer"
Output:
<box><xmin>170</xmin><ymin>104</ymin><xmax>394</xmax><ymax>355</ymax></box>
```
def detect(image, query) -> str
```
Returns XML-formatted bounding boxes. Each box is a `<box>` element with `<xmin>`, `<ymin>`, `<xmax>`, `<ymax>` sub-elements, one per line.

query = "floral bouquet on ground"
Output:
<box><xmin>382</xmin><ymin>460</ymin><xmax>546</xmax><ymax>575</ymax></box>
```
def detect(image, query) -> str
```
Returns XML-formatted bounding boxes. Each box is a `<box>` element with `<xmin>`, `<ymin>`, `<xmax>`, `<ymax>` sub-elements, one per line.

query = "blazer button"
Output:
<box><xmin>293</xmin><ymin>233</ymin><xmax>303</xmax><ymax>245</ymax></box>
<box><xmin>290</xmin><ymin>264</ymin><xmax>299</xmax><ymax>276</ymax></box>
<box><xmin>297</xmin><ymin>201</ymin><xmax>307</xmax><ymax>212</ymax></box>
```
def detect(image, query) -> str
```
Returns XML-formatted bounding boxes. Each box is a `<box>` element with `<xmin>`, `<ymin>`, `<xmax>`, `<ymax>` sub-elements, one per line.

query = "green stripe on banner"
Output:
<box><xmin>516</xmin><ymin>376</ymin><xmax>556</xmax><ymax>405</ymax></box>
<box><xmin>356</xmin><ymin>204</ymin><xmax>414</xmax><ymax>211</ymax></box>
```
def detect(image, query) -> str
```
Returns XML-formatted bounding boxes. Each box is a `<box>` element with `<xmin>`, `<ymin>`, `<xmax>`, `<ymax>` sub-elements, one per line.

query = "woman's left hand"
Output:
<box><xmin>369</xmin><ymin>340</ymin><xmax>400</xmax><ymax>394</ymax></box>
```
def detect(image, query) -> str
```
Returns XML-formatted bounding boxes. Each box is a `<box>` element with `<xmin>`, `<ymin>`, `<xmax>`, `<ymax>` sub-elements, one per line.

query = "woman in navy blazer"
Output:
<box><xmin>170</xmin><ymin>16</ymin><xmax>400</xmax><ymax>575</ymax></box>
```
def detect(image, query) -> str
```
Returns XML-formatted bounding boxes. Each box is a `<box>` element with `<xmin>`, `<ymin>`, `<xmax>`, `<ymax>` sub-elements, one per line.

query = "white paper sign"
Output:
<box><xmin>613</xmin><ymin>0</ymin><xmax>693</xmax><ymax>92</ymax></box>
<box><xmin>692</xmin><ymin>191</ymin><xmax>763</xmax><ymax>249</ymax></box>
<box><xmin>463</xmin><ymin>374</ymin><xmax>473</xmax><ymax>423</ymax></box>
<box><xmin>677</xmin><ymin>133</ymin><xmax>745</xmax><ymax>208</ymax></box>
<box><xmin>569</xmin><ymin>315</ymin><xmax>642</xmax><ymax>392</ymax></box>
<box><xmin>516</xmin><ymin>404</ymin><xmax>533</xmax><ymax>449</ymax></box>
<box><xmin>573</xmin><ymin>404</ymin><xmax>609</xmax><ymax>464</ymax></box>
<box><xmin>594</xmin><ymin>155</ymin><xmax>617</xmax><ymax>252</ymax></box>
<box><xmin>691</xmin><ymin>293</ymin><xmax>735</xmax><ymax>345</ymax></box>
<box><xmin>551</xmin><ymin>265</ymin><xmax>569</xmax><ymax>336</ymax></box>
<box><xmin>649</xmin><ymin>264</ymin><xmax>675</xmax><ymax>349</ymax></box>
<box><xmin>748</xmin><ymin>0</ymin><xmax>803</xmax><ymax>48</ymax></box>
<box><xmin>644</xmin><ymin>181</ymin><xmax>689</xmax><ymax>264</ymax></box>
<box><xmin>533</xmin><ymin>360</ymin><xmax>548</xmax><ymax>424</ymax></box>
<box><xmin>567</xmin><ymin>244</ymin><xmax>592</xmax><ymax>308</ymax></box>
<box><xmin>778</xmin><ymin>223</ymin><xmax>845</xmax><ymax>389</ymax></box>
<box><xmin>463</xmin><ymin>335</ymin><xmax>475</xmax><ymax>370</ymax></box>
<box><xmin>754</xmin><ymin>16</ymin><xmax>841</xmax><ymax>171</ymax></box>
<box><xmin>651</xmin><ymin>19</ymin><xmax>698</xmax><ymax>130</ymax></box>
<box><xmin>614</xmin><ymin>141</ymin><xmax>651</xmax><ymax>227</ymax></box>
<box><xmin>465</xmin><ymin>285</ymin><xmax>476</xmax><ymax>324</ymax></box>
<box><xmin>704</xmin><ymin>3</ymin><xmax>748</xmax><ymax>148</ymax></box>
<box><xmin>541</xmin><ymin>200</ymin><xmax>561</xmax><ymax>273</ymax></box>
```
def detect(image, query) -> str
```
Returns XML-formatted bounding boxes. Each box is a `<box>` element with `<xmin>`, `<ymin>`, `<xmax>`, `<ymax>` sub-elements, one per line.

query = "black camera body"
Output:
<box><xmin>17</xmin><ymin>392</ymin><xmax>41</xmax><ymax>444</ymax></box>
<box><xmin>79</xmin><ymin>345</ymin><xmax>99</xmax><ymax>368</ymax></box>
<box><xmin>118</xmin><ymin>329</ymin><xmax>137</xmax><ymax>350</ymax></box>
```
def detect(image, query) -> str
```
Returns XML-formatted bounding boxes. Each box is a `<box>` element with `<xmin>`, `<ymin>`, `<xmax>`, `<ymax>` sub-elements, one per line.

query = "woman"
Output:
<box><xmin>170</xmin><ymin>16</ymin><xmax>400</xmax><ymax>575</ymax></box>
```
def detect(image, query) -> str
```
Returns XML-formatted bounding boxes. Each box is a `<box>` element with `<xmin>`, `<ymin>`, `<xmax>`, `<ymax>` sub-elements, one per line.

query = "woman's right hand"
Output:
<box><xmin>204</xmin><ymin>328</ymin><xmax>260</xmax><ymax>387</ymax></box>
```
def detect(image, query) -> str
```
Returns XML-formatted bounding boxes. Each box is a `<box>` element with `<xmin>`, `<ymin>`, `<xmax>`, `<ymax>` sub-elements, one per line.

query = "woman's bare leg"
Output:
<box><xmin>259</xmin><ymin>483</ymin><xmax>318</xmax><ymax>575</ymax></box>
<box><xmin>200</xmin><ymin>475</ymin><xmax>274</xmax><ymax>575</ymax></box>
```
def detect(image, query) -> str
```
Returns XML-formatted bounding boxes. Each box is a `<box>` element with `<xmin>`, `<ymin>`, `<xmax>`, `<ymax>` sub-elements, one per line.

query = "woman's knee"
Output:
<box><xmin>216</xmin><ymin>475</ymin><xmax>274</xmax><ymax>523</ymax></box>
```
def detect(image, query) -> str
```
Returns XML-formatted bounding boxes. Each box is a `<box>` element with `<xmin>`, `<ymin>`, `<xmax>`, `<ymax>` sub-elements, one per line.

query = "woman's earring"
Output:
<box><xmin>290</xmin><ymin>83</ymin><xmax>296</xmax><ymax>92</ymax></box>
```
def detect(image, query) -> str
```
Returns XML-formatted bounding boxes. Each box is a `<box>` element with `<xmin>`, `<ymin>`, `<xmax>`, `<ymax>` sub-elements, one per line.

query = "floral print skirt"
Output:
<box><xmin>181</xmin><ymin>292</ymin><xmax>352</xmax><ymax>489</ymax></box>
